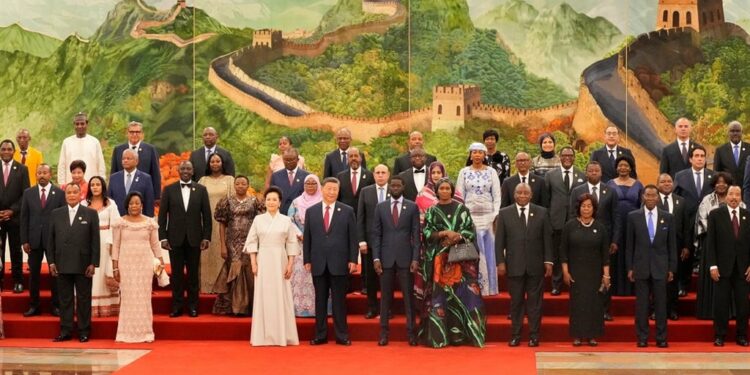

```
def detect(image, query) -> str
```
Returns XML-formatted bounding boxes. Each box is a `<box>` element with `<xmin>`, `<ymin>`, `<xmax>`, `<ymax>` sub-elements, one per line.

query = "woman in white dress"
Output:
<box><xmin>83</xmin><ymin>176</ymin><xmax>121</xmax><ymax>317</ymax></box>
<box><xmin>245</xmin><ymin>186</ymin><xmax>300</xmax><ymax>346</ymax></box>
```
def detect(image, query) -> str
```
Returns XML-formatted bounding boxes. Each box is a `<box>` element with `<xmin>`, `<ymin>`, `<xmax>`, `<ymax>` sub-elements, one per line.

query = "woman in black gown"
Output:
<box><xmin>561</xmin><ymin>193</ymin><xmax>611</xmax><ymax>346</ymax></box>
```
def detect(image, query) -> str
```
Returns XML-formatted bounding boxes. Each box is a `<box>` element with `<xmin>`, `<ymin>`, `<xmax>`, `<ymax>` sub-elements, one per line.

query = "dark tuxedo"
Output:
<box><xmin>337</xmin><ymin>168</ymin><xmax>373</xmax><ymax>214</ymax></box>
<box><xmin>714</xmin><ymin>141</ymin><xmax>750</xmax><ymax>188</ymax></box>
<box><xmin>356</xmin><ymin>183</ymin><xmax>390</xmax><ymax>314</ymax></box>
<box><xmin>303</xmin><ymin>202</ymin><xmax>358</xmax><ymax>342</ymax></box>
<box><xmin>673</xmin><ymin>167</ymin><xmax>714</xmax><ymax>291</ymax></box>
<box><xmin>590</xmin><ymin>146</ymin><xmax>637</xmax><ymax>182</ymax></box>
<box><xmin>659</xmin><ymin>139</ymin><xmax>701</xmax><ymax>178</ymax></box>
<box><xmin>542</xmin><ymin>167</ymin><xmax>585</xmax><ymax>290</ymax></box>
<box><xmin>372</xmin><ymin>198</ymin><xmax>420</xmax><ymax>340</ymax></box>
<box><xmin>323</xmin><ymin>148</ymin><xmax>367</xmax><ymax>179</ymax></box>
<box><xmin>270</xmin><ymin>167</ymin><xmax>309</xmax><ymax>215</ymax></box>
<box><xmin>658</xmin><ymin>193</ymin><xmax>689</xmax><ymax>315</ymax></box>
<box><xmin>500</xmin><ymin>173</ymin><xmax>544</xmax><ymax>208</ymax></box>
<box><xmin>495</xmin><ymin>203</ymin><xmax>553</xmax><ymax>340</ymax></box>
<box><xmin>20</xmin><ymin>184</ymin><xmax>65</xmax><ymax>311</ymax></box>
<box><xmin>398</xmin><ymin>168</ymin><xmax>429</xmax><ymax>201</ymax></box>
<box><xmin>47</xmin><ymin>204</ymin><xmax>100</xmax><ymax>338</ymax></box>
<box><xmin>158</xmin><ymin>181</ymin><xmax>212</xmax><ymax>312</ymax></box>
<box><xmin>392</xmin><ymin>152</ymin><xmax>437</xmax><ymax>176</ymax></box>
<box><xmin>626</xmin><ymin>208</ymin><xmax>677</xmax><ymax>343</ymax></box>
<box><xmin>108</xmin><ymin>169</ymin><xmax>155</xmax><ymax>217</ymax></box>
<box><xmin>189</xmin><ymin>146</ymin><xmax>236</xmax><ymax>181</ymax></box>
<box><xmin>110</xmin><ymin>142</ymin><xmax>161</xmax><ymax>199</ymax></box>
<box><xmin>705</xmin><ymin>206</ymin><xmax>750</xmax><ymax>340</ymax></box>
<box><xmin>0</xmin><ymin>160</ymin><xmax>30</xmax><ymax>284</ymax></box>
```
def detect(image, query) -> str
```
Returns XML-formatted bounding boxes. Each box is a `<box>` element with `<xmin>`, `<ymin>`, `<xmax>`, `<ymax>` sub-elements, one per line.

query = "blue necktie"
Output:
<box><xmin>647</xmin><ymin>211</ymin><xmax>655</xmax><ymax>244</ymax></box>
<box><xmin>734</xmin><ymin>145</ymin><xmax>740</xmax><ymax>166</ymax></box>
<box><xmin>378</xmin><ymin>187</ymin><xmax>385</xmax><ymax>203</ymax></box>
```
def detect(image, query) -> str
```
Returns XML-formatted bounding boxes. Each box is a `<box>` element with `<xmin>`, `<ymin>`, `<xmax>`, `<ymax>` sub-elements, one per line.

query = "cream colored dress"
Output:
<box><xmin>85</xmin><ymin>199</ymin><xmax>121</xmax><ymax>317</ymax></box>
<box><xmin>245</xmin><ymin>212</ymin><xmax>300</xmax><ymax>346</ymax></box>
<box><xmin>197</xmin><ymin>175</ymin><xmax>234</xmax><ymax>293</ymax></box>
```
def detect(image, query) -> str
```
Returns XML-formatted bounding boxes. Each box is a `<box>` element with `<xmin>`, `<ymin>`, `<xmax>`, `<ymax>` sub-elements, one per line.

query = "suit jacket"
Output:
<box><xmin>270</xmin><ymin>168</ymin><xmax>309</xmax><ymax>215</ymax></box>
<box><xmin>705</xmin><ymin>206</ymin><xmax>750</xmax><ymax>278</ymax></box>
<box><xmin>303</xmin><ymin>202</ymin><xmax>358</xmax><ymax>276</ymax></box>
<box><xmin>108</xmin><ymin>169</ymin><xmax>156</xmax><ymax>217</ymax></box>
<box><xmin>542</xmin><ymin>167</ymin><xmax>585</xmax><ymax>230</ymax></box>
<box><xmin>323</xmin><ymin>149</ymin><xmax>367</xmax><ymax>179</ymax></box>
<box><xmin>189</xmin><ymin>146</ymin><xmax>236</xmax><ymax>181</ymax></box>
<box><xmin>660</xmin><ymin>140</ymin><xmax>701</xmax><ymax>178</ymax></box>
<box><xmin>570</xmin><ymin>183</ymin><xmax>621</xmax><ymax>244</ymax></box>
<box><xmin>626</xmin><ymin>208</ymin><xmax>677</xmax><ymax>280</ymax></box>
<box><xmin>590</xmin><ymin>146</ymin><xmax>637</xmax><ymax>182</ymax></box>
<box><xmin>20</xmin><ymin>184</ymin><xmax>66</xmax><ymax>249</ymax></box>
<box><xmin>337</xmin><ymin>168</ymin><xmax>374</xmax><ymax>214</ymax></box>
<box><xmin>0</xmin><ymin>160</ymin><xmax>30</xmax><ymax>224</ymax></box>
<box><xmin>495</xmin><ymin>204</ymin><xmax>553</xmax><ymax>277</ymax></box>
<box><xmin>392</xmin><ymin>152</ymin><xmax>437</xmax><ymax>176</ymax></box>
<box><xmin>110</xmin><ymin>142</ymin><xmax>162</xmax><ymax>199</ymax></box>
<box><xmin>657</xmin><ymin>193</ymin><xmax>688</xmax><ymax>251</ymax></box>
<box><xmin>500</xmin><ymin>173</ymin><xmax>543</xmax><ymax>208</ymax></box>
<box><xmin>158</xmin><ymin>181</ymin><xmax>212</xmax><ymax>247</ymax></box>
<box><xmin>47</xmin><ymin>205</ymin><xmax>100</xmax><ymax>274</ymax></box>
<box><xmin>398</xmin><ymin>168</ymin><xmax>429</xmax><ymax>201</ymax></box>
<box><xmin>372</xmin><ymin>198</ymin><xmax>420</xmax><ymax>268</ymax></box>
<box><xmin>673</xmin><ymin>167</ymin><xmax>714</xmax><ymax>217</ymax></box>
<box><xmin>356</xmin><ymin>184</ymin><xmax>390</xmax><ymax>245</ymax></box>
<box><xmin>13</xmin><ymin>146</ymin><xmax>43</xmax><ymax>186</ymax></box>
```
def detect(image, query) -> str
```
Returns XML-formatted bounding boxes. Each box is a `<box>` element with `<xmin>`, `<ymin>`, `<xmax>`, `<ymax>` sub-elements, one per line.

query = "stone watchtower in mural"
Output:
<box><xmin>252</xmin><ymin>29</ymin><xmax>282</xmax><ymax>48</ymax></box>
<box><xmin>655</xmin><ymin>0</ymin><xmax>724</xmax><ymax>32</ymax></box>
<box><xmin>431</xmin><ymin>84</ymin><xmax>481</xmax><ymax>132</ymax></box>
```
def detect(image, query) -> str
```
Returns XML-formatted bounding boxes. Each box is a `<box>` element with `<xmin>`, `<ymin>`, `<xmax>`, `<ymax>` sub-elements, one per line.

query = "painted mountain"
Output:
<box><xmin>0</xmin><ymin>23</ymin><xmax>62</xmax><ymax>57</ymax></box>
<box><xmin>475</xmin><ymin>0</ymin><xmax>623</xmax><ymax>94</ymax></box>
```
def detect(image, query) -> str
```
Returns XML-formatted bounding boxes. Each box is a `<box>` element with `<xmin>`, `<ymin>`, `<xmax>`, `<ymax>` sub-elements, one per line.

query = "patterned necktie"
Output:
<box><xmin>608</xmin><ymin>149</ymin><xmax>615</xmax><ymax>169</ymax></box>
<box><xmin>591</xmin><ymin>185</ymin><xmax>598</xmax><ymax>202</ymax></box>
<box><xmin>732</xmin><ymin>209</ymin><xmax>740</xmax><ymax>239</ymax></box>
<box><xmin>734</xmin><ymin>145</ymin><xmax>740</xmax><ymax>166</ymax></box>
<box><xmin>392</xmin><ymin>201</ymin><xmax>399</xmax><ymax>226</ymax></box>
<box><xmin>324</xmin><ymin>205</ymin><xmax>331</xmax><ymax>232</ymax></box>
<box><xmin>647</xmin><ymin>211</ymin><xmax>655</xmax><ymax>243</ymax></box>
<box><xmin>351</xmin><ymin>170</ymin><xmax>357</xmax><ymax>195</ymax></box>
<box><xmin>40</xmin><ymin>187</ymin><xmax>47</xmax><ymax>209</ymax></box>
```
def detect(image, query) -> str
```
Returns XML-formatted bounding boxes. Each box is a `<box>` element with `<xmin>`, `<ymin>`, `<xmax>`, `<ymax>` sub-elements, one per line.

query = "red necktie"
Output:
<box><xmin>21</xmin><ymin>151</ymin><xmax>27</xmax><ymax>165</ymax></box>
<box><xmin>732</xmin><ymin>210</ymin><xmax>740</xmax><ymax>239</ymax></box>
<box><xmin>40</xmin><ymin>187</ymin><xmax>47</xmax><ymax>209</ymax></box>
<box><xmin>324</xmin><ymin>206</ymin><xmax>331</xmax><ymax>232</ymax></box>
<box><xmin>351</xmin><ymin>170</ymin><xmax>358</xmax><ymax>195</ymax></box>
<box><xmin>392</xmin><ymin>201</ymin><xmax>399</xmax><ymax>226</ymax></box>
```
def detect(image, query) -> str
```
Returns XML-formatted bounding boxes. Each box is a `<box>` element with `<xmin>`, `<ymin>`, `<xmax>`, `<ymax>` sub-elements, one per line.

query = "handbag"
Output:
<box><xmin>154</xmin><ymin>259</ymin><xmax>170</xmax><ymax>287</ymax></box>
<box><xmin>447</xmin><ymin>241</ymin><xmax>479</xmax><ymax>263</ymax></box>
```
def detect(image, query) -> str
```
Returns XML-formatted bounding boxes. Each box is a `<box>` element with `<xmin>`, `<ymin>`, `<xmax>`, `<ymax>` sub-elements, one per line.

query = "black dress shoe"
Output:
<box><xmin>736</xmin><ymin>337</ymin><xmax>749</xmax><ymax>347</ymax></box>
<box><xmin>188</xmin><ymin>310</ymin><xmax>198</xmax><ymax>318</ymax></box>
<box><xmin>637</xmin><ymin>341</ymin><xmax>648</xmax><ymax>348</ymax></box>
<box><xmin>669</xmin><ymin>311</ymin><xmax>679</xmax><ymax>321</ymax></box>
<box><xmin>649</xmin><ymin>312</ymin><xmax>655</xmax><ymax>321</ymax></box>
<box><xmin>23</xmin><ymin>308</ymin><xmax>41</xmax><ymax>317</ymax></box>
<box><xmin>528</xmin><ymin>338</ymin><xmax>539</xmax><ymax>347</ymax></box>
<box><xmin>13</xmin><ymin>283</ymin><xmax>23</xmax><ymax>294</ymax></box>
<box><xmin>364</xmin><ymin>311</ymin><xmax>379</xmax><ymax>319</ymax></box>
<box><xmin>378</xmin><ymin>337</ymin><xmax>388</xmax><ymax>346</ymax></box>
<box><xmin>51</xmin><ymin>307</ymin><xmax>60</xmax><ymax>317</ymax></box>
<box><xmin>588</xmin><ymin>339</ymin><xmax>598</xmax><ymax>347</ymax></box>
<box><xmin>408</xmin><ymin>337</ymin><xmax>418</xmax><ymax>346</ymax></box>
<box><xmin>79</xmin><ymin>335</ymin><xmax>89</xmax><ymax>343</ymax></box>
<box><xmin>335</xmin><ymin>339</ymin><xmax>351</xmax><ymax>346</ymax></box>
<box><xmin>603</xmin><ymin>313</ymin><xmax>613</xmax><ymax>321</ymax></box>
<box><xmin>550</xmin><ymin>289</ymin><xmax>561</xmax><ymax>296</ymax></box>
<box><xmin>309</xmin><ymin>338</ymin><xmax>328</xmax><ymax>345</ymax></box>
<box><xmin>508</xmin><ymin>337</ymin><xmax>521</xmax><ymax>347</ymax></box>
<box><xmin>714</xmin><ymin>338</ymin><xmax>725</xmax><ymax>347</ymax></box>
<box><xmin>656</xmin><ymin>340</ymin><xmax>668</xmax><ymax>348</ymax></box>
<box><xmin>169</xmin><ymin>310</ymin><xmax>182</xmax><ymax>318</ymax></box>
<box><xmin>572</xmin><ymin>338</ymin><xmax>582</xmax><ymax>347</ymax></box>
<box><xmin>678</xmin><ymin>289</ymin><xmax>687</xmax><ymax>297</ymax></box>
<box><xmin>53</xmin><ymin>334</ymin><xmax>72</xmax><ymax>342</ymax></box>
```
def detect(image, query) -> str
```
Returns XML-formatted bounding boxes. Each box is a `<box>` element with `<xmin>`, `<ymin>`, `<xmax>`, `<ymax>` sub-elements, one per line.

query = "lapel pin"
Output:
<box><xmin>531</xmin><ymin>179</ymin><xmax>535</xmax><ymax>183</ymax></box>
<box><xmin>401</xmin><ymin>205</ymin><xmax>406</xmax><ymax>210</ymax></box>
<box><xmin>139</xmin><ymin>148</ymin><xmax>143</xmax><ymax>152</ymax></box>
<box><xmin>593</xmin><ymin>229</ymin><xmax>597</xmax><ymax>233</ymax></box>
<box><xmin>362</xmin><ymin>175</ymin><xmax>366</xmax><ymax>180</ymax></box>
<box><xmin>192</xmin><ymin>187</ymin><xmax>195</xmax><ymax>191</ymax></box>
<box><xmin>135</xmin><ymin>176</ymin><xmax>140</xmax><ymax>182</ymax></box>
<box><xmin>530</xmin><ymin>213</ymin><xmax>534</xmax><ymax>217</ymax></box>
<box><xmin>337</xmin><ymin>207</ymin><xmax>341</xmax><ymax>211</ymax></box>
<box><xmin>744</xmin><ymin>216</ymin><xmax>747</xmax><ymax>220</ymax></box>
<box><xmin>660</xmin><ymin>219</ymin><xmax>664</xmax><ymax>224</ymax></box>
<box><xmin>602</xmin><ymin>190</ymin><xmax>606</xmax><ymax>194</ymax></box>
<box><xmin>707</xmin><ymin>175</ymin><xmax>712</xmax><ymax>179</ymax></box>
<box><xmin>12</xmin><ymin>166</ymin><xmax>17</xmax><ymax>170</ymax></box>
<box><xmin>51</xmin><ymin>191</ymin><xmax>55</xmax><ymax>195</ymax></box>
<box><xmin>296</xmin><ymin>179</ymin><xmax>300</xmax><ymax>183</ymax></box>
<box><xmin>78</xmin><ymin>216</ymin><xmax>82</xmax><ymax>221</ymax></box>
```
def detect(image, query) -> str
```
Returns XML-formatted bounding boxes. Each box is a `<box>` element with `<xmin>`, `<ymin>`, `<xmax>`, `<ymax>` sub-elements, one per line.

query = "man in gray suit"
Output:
<box><xmin>48</xmin><ymin>184</ymin><xmax>100</xmax><ymax>342</ymax></box>
<box><xmin>372</xmin><ymin>175</ymin><xmax>420</xmax><ymax>346</ymax></box>
<box><xmin>542</xmin><ymin>146</ymin><xmax>585</xmax><ymax>295</ymax></box>
<box><xmin>496</xmin><ymin>183</ymin><xmax>553</xmax><ymax>347</ymax></box>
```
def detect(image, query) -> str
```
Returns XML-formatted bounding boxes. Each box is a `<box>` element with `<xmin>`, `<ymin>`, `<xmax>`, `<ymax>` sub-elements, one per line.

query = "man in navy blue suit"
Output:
<box><xmin>372</xmin><ymin>175</ymin><xmax>420</xmax><ymax>346</ymax></box>
<box><xmin>108</xmin><ymin>149</ymin><xmax>155</xmax><ymax>217</ymax></box>
<box><xmin>323</xmin><ymin>128</ymin><xmax>367</xmax><ymax>178</ymax></box>
<box><xmin>110</xmin><ymin>121</ymin><xmax>161</xmax><ymax>199</ymax></box>
<box><xmin>303</xmin><ymin>177</ymin><xmax>358</xmax><ymax>346</ymax></box>
<box><xmin>270</xmin><ymin>148</ymin><xmax>309</xmax><ymax>215</ymax></box>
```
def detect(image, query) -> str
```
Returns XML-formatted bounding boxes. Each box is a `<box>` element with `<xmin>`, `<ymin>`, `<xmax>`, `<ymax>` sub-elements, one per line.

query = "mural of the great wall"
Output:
<box><xmin>2</xmin><ymin>0</ymin><xmax>750</xmax><ymax>186</ymax></box>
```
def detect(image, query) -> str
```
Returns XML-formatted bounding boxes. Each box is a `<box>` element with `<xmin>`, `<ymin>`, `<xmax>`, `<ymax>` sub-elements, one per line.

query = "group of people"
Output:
<box><xmin>0</xmin><ymin>113</ymin><xmax>747</xmax><ymax>350</ymax></box>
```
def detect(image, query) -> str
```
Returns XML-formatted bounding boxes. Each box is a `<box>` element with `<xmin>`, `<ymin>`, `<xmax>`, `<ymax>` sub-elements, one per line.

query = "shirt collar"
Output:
<box><xmin>692</xmin><ymin>167</ymin><xmax>704</xmax><ymax>174</ymax></box>
<box><xmin>350</xmin><ymin>166</ymin><xmax>361</xmax><ymax>174</ymax></box>
<box><xmin>606</xmin><ymin>145</ymin><xmax>617</xmax><ymax>152</ymax></box>
<box><xmin>678</xmin><ymin>138</ymin><xmax>691</xmax><ymax>145</ymax></box>
<box><xmin>129</xmin><ymin>142</ymin><xmax>141</xmax><ymax>150</ymax></box>
<box><xmin>561</xmin><ymin>166</ymin><xmax>573</xmax><ymax>174</ymax></box>
<box><xmin>645</xmin><ymin>206</ymin><xmax>657</xmax><ymax>216</ymax></box>
<box><xmin>731</xmin><ymin>141</ymin><xmax>742</xmax><ymax>148</ymax></box>
<box><xmin>69</xmin><ymin>204</ymin><xmax>80</xmax><ymax>212</ymax></box>
<box><xmin>728</xmin><ymin>205</ymin><xmax>741</xmax><ymax>215</ymax></box>
<box><xmin>516</xmin><ymin>203</ymin><xmax>528</xmax><ymax>212</ymax></box>
<box><xmin>287</xmin><ymin>167</ymin><xmax>298</xmax><ymax>174</ymax></box>
<box><xmin>391</xmin><ymin>196</ymin><xmax>403</xmax><ymax>205</ymax></box>
<box><xmin>588</xmin><ymin>182</ymin><xmax>600</xmax><ymax>190</ymax></box>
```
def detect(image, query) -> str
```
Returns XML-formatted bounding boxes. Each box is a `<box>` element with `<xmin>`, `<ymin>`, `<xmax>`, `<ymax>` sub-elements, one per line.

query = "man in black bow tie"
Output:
<box><xmin>398</xmin><ymin>148</ymin><xmax>429</xmax><ymax>201</ymax></box>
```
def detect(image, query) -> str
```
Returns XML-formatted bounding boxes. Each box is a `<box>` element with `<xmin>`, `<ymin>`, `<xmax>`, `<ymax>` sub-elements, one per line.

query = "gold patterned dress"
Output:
<box><xmin>197</xmin><ymin>174</ymin><xmax>234</xmax><ymax>293</ymax></box>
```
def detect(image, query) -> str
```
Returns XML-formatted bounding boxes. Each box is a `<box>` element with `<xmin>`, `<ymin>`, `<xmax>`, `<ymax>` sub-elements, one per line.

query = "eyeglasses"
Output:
<box><xmin>128</xmin><ymin>130</ymin><xmax>143</xmax><ymax>134</ymax></box>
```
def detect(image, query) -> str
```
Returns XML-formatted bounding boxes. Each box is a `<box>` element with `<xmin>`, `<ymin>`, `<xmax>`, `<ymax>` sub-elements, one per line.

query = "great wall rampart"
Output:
<box><xmin>130</xmin><ymin>2</ymin><xmax>217</xmax><ymax>48</ymax></box>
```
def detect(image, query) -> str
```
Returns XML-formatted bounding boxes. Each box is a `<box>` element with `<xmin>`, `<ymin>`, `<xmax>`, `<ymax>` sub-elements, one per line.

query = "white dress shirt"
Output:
<box><xmin>413</xmin><ymin>167</ymin><xmax>426</xmax><ymax>193</ymax></box>
<box><xmin>322</xmin><ymin>201</ymin><xmax>337</xmax><ymax>229</ymax></box>
<box><xmin>180</xmin><ymin>180</ymin><xmax>192</xmax><ymax>211</ymax></box>
<box><xmin>68</xmin><ymin>203</ymin><xmax>80</xmax><ymax>225</ymax></box>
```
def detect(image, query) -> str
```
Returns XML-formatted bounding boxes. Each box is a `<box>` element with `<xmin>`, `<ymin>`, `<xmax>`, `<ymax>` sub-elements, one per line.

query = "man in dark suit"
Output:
<box><xmin>542</xmin><ymin>146</ymin><xmax>585</xmax><ymax>295</ymax></box>
<box><xmin>715</xmin><ymin>121</ymin><xmax>749</xmax><ymax>187</ymax></box>
<box><xmin>0</xmin><ymin>139</ymin><xmax>31</xmax><ymax>293</ymax></box>
<box><xmin>357</xmin><ymin>164</ymin><xmax>390</xmax><ymax>318</ymax></box>
<box><xmin>372</xmin><ymin>176</ymin><xmax>420</xmax><ymax>346</ymax></box>
<box><xmin>590</xmin><ymin>125</ymin><xmax>637</xmax><ymax>182</ymax></box>
<box><xmin>673</xmin><ymin>145</ymin><xmax>714</xmax><ymax>296</ymax></box>
<box><xmin>109</xmin><ymin>148</ymin><xmax>156</xmax><ymax>217</ymax></box>
<box><xmin>398</xmin><ymin>147</ymin><xmax>429</xmax><ymax>201</ymax></box>
<box><xmin>496</xmin><ymin>183</ymin><xmax>553</xmax><ymax>347</ymax></box>
<box><xmin>303</xmin><ymin>177</ymin><xmax>358</xmax><ymax>346</ymax></box>
<box><xmin>20</xmin><ymin>164</ymin><xmax>65</xmax><ymax>317</ymax></box>
<box><xmin>660</xmin><ymin>117</ymin><xmax>702</xmax><ymax>178</ymax></box>
<box><xmin>501</xmin><ymin>152</ymin><xmax>543</xmax><ymax>207</ymax></box>
<box><xmin>337</xmin><ymin>147</ymin><xmax>373</xmax><ymax>214</ymax></box>
<box><xmin>656</xmin><ymin>173</ymin><xmax>688</xmax><ymax>320</ymax></box>
<box><xmin>189</xmin><ymin>127</ymin><xmax>235</xmax><ymax>181</ymax></box>
<box><xmin>110</xmin><ymin>121</ymin><xmax>161</xmax><ymax>199</ymax></box>
<box><xmin>626</xmin><ymin>184</ymin><xmax>677</xmax><ymax>348</ymax></box>
<box><xmin>323</xmin><ymin>128</ymin><xmax>367</xmax><ymax>178</ymax></box>
<box><xmin>393</xmin><ymin>131</ymin><xmax>437</xmax><ymax>176</ymax></box>
<box><xmin>570</xmin><ymin>161</ymin><xmax>621</xmax><ymax>319</ymax></box>
<box><xmin>48</xmin><ymin>184</ymin><xmax>100</xmax><ymax>342</ymax></box>
<box><xmin>158</xmin><ymin>161</ymin><xmax>212</xmax><ymax>318</ymax></box>
<box><xmin>270</xmin><ymin>148</ymin><xmax>309</xmax><ymax>215</ymax></box>
<box><xmin>705</xmin><ymin>185</ymin><xmax>750</xmax><ymax>347</ymax></box>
